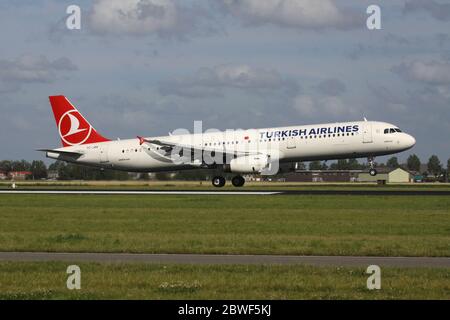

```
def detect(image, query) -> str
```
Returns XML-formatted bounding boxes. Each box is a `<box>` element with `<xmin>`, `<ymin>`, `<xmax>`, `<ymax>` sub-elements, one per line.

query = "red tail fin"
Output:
<box><xmin>49</xmin><ymin>95</ymin><xmax>110</xmax><ymax>147</ymax></box>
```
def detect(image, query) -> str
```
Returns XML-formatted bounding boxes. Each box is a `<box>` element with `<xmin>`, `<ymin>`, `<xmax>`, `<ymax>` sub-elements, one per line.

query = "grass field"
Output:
<box><xmin>0</xmin><ymin>262</ymin><xmax>448</xmax><ymax>299</ymax></box>
<box><xmin>0</xmin><ymin>193</ymin><xmax>449</xmax><ymax>256</ymax></box>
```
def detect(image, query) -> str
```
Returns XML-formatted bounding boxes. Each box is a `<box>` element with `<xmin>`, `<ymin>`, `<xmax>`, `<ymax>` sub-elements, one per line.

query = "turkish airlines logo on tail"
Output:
<box><xmin>58</xmin><ymin>110</ymin><xmax>92</xmax><ymax>146</ymax></box>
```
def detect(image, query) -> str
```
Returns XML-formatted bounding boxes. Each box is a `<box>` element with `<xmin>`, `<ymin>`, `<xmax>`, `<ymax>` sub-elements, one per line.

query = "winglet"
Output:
<box><xmin>137</xmin><ymin>136</ymin><xmax>150</xmax><ymax>145</ymax></box>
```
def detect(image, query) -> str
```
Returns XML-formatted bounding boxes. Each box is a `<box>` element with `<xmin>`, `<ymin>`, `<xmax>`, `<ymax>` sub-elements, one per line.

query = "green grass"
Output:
<box><xmin>0</xmin><ymin>262</ymin><xmax>448</xmax><ymax>299</ymax></box>
<box><xmin>0</xmin><ymin>194</ymin><xmax>449</xmax><ymax>256</ymax></box>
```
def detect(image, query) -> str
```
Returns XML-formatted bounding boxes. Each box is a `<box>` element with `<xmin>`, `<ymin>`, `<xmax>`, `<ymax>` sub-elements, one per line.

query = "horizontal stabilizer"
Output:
<box><xmin>37</xmin><ymin>149</ymin><xmax>84</xmax><ymax>157</ymax></box>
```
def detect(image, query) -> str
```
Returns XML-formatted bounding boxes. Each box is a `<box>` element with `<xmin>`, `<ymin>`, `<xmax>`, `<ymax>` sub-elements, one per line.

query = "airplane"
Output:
<box><xmin>38</xmin><ymin>95</ymin><xmax>416</xmax><ymax>187</ymax></box>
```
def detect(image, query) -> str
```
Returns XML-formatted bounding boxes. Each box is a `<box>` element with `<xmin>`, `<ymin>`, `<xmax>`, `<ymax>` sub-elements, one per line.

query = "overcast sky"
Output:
<box><xmin>1</xmin><ymin>0</ymin><xmax>450</xmax><ymax>164</ymax></box>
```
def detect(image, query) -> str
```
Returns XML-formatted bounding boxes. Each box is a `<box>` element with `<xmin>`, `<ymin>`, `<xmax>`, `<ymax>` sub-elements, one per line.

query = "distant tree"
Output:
<box><xmin>154</xmin><ymin>172</ymin><xmax>171</xmax><ymax>180</ymax></box>
<box><xmin>48</xmin><ymin>161</ymin><xmax>61</xmax><ymax>171</ymax></box>
<box><xmin>47</xmin><ymin>160</ymin><xmax>129</xmax><ymax>180</ymax></box>
<box><xmin>11</xmin><ymin>160</ymin><xmax>31</xmax><ymax>171</ymax></box>
<box><xmin>386</xmin><ymin>157</ymin><xmax>399</xmax><ymax>168</ymax></box>
<box><xmin>309</xmin><ymin>161</ymin><xmax>322</xmax><ymax>170</ymax></box>
<box><xmin>427</xmin><ymin>155</ymin><xmax>442</xmax><ymax>177</ymax></box>
<box><xmin>175</xmin><ymin>169</ymin><xmax>210</xmax><ymax>180</ymax></box>
<box><xmin>377</xmin><ymin>162</ymin><xmax>386</xmax><ymax>168</ymax></box>
<box><xmin>0</xmin><ymin>160</ymin><xmax>12</xmax><ymax>172</ymax></box>
<box><xmin>328</xmin><ymin>159</ymin><xmax>365</xmax><ymax>170</ymax></box>
<box><xmin>347</xmin><ymin>159</ymin><xmax>362</xmax><ymax>170</ymax></box>
<box><xmin>446</xmin><ymin>158</ymin><xmax>450</xmax><ymax>182</ymax></box>
<box><xmin>296</xmin><ymin>162</ymin><xmax>306</xmax><ymax>170</ymax></box>
<box><xmin>138</xmin><ymin>173</ymin><xmax>150</xmax><ymax>180</ymax></box>
<box><xmin>30</xmin><ymin>160</ymin><xmax>47</xmax><ymax>179</ymax></box>
<box><xmin>407</xmin><ymin>154</ymin><xmax>421</xmax><ymax>172</ymax></box>
<box><xmin>337</xmin><ymin>159</ymin><xmax>349</xmax><ymax>170</ymax></box>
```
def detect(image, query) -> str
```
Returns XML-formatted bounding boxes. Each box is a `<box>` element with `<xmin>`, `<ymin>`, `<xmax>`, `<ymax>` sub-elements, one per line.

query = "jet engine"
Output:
<box><xmin>224</xmin><ymin>155</ymin><xmax>270</xmax><ymax>173</ymax></box>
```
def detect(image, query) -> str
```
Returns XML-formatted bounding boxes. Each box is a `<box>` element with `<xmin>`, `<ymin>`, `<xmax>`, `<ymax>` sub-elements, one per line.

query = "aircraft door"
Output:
<box><xmin>362</xmin><ymin>122</ymin><xmax>373</xmax><ymax>143</ymax></box>
<box><xmin>100</xmin><ymin>144</ymin><xmax>109</xmax><ymax>163</ymax></box>
<box><xmin>287</xmin><ymin>137</ymin><xmax>296</xmax><ymax>149</ymax></box>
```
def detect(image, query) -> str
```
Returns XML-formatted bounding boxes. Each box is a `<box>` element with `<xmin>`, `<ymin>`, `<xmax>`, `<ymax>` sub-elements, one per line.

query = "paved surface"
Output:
<box><xmin>1</xmin><ymin>189</ymin><xmax>450</xmax><ymax>196</ymax></box>
<box><xmin>0</xmin><ymin>190</ymin><xmax>279</xmax><ymax>195</ymax></box>
<box><xmin>0</xmin><ymin>252</ymin><xmax>448</xmax><ymax>268</ymax></box>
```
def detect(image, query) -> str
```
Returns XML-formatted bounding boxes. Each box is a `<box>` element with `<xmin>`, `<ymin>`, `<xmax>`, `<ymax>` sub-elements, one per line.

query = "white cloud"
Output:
<box><xmin>89</xmin><ymin>0</ymin><xmax>220</xmax><ymax>38</ymax></box>
<box><xmin>293</xmin><ymin>94</ymin><xmax>354</xmax><ymax>118</ymax></box>
<box><xmin>404</xmin><ymin>0</ymin><xmax>450</xmax><ymax>22</ymax></box>
<box><xmin>219</xmin><ymin>0</ymin><xmax>360</xmax><ymax>30</ymax></box>
<box><xmin>0</xmin><ymin>54</ymin><xmax>77</xmax><ymax>92</ymax></box>
<box><xmin>159</xmin><ymin>64</ymin><xmax>299</xmax><ymax>98</ymax></box>
<box><xmin>315</xmin><ymin>78</ymin><xmax>346</xmax><ymax>96</ymax></box>
<box><xmin>392</xmin><ymin>60</ymin><xmax>450</xmax><ymax>85</ymax></box>
<box><xmin>293</xmin><ymin>95</ymin><xmax>315</xmax><ymax>116</ymax></box>
<box><xmin>90</xmin><ymin>0</ymin><xmax>178</xmax><ymax>35</ymax></box>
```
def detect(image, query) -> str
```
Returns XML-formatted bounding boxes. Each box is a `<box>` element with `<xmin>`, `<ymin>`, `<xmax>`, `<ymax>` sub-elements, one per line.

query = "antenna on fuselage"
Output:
<box><xmin>363</xmin><ymin>117</ymin><xmax>368</xmax><ymax>122</ymax></box>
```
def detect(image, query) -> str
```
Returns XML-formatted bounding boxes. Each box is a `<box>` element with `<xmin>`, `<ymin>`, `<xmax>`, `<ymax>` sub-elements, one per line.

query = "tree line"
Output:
<box><xmin>0</xmin><ymin>154</ymin><xmax>449</xmax><ymax>181</ymax></box>
<box><xmin>307</xmin><ymin>154</ymin><xmax>449</xmax><ymax>180</ymax></box>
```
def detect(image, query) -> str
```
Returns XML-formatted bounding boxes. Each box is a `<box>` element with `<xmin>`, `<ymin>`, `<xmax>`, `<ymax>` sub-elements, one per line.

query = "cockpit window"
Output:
<box><xmin>385</xmin><ymin>128</ymin><xmax>402</xmax><ymax>134</ymax></box>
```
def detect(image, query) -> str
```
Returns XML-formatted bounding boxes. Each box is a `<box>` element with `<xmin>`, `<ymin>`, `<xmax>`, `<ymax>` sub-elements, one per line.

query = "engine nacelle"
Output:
<box><xmin>225</xmin><ymin>155</ymin><xmax>270</xmax><ymax>174</ymax></box>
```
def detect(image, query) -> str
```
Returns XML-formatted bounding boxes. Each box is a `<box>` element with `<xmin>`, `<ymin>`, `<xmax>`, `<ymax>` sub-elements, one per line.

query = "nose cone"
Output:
<box><xmin>404</xmin><ymin>134</ymin><xmax>416</xmax><ymax>149</ymax></box>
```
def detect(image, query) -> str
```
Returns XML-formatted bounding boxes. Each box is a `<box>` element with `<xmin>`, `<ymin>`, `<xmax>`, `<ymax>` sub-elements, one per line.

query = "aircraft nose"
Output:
<box><xmin>405</xmin><ymin>134</ymin><xmax>416</xmax><ymax>149</ymax></box>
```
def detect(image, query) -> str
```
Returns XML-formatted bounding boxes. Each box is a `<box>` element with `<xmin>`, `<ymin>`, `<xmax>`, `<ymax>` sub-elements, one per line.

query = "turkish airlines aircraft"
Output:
<box><xmin>39</xmin><ymin>96</ymin><xmax>416</xmax><ymax>187</ymax></box>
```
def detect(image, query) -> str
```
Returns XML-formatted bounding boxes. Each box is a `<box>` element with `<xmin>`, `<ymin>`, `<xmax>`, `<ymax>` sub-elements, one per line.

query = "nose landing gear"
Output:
<box><xmin>368</xmin><ymin>157</ymin><xmax>377</xmax><ymax>176</ymax></box>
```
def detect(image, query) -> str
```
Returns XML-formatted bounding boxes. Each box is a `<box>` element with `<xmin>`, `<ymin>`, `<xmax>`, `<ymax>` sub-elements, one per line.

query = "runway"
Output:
<box><xmin>0</xmin><ymin>190</ymin><xmax>279</xmax><ymax>195</ymax></box>
<box><xmin>0</xmin><ymin>252</ymin><xmax>448</xmax><ymax>268</ymax></box>
<box><xmin>0</xmin><ymin>189</ymin><xmax>450</xmax><ymax>196</ymax></box>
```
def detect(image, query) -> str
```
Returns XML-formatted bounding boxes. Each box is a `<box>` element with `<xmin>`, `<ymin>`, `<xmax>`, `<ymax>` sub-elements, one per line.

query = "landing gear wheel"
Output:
<box><xmin>231</xmin><ymin>175</ymin><xmax>245</xmax><ymax>187</ymax></box>
<box><xmin>212</xmin><ymin>176</ymin><xmax>226</xmax><ymax>188</ymax></box>
<box><xmin>367</xmin><ymin>156</ymin><xmax>377</xmax><ymax>176</ymax></box>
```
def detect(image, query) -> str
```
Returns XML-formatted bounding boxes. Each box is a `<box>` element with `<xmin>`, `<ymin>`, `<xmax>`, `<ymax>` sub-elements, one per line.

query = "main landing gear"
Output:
<box><xmin>368</xmin><ymin>156</ymin><xmax>377</xmax><ymax>176</ymax></box>
<box><xmin>231</xmin><ymin>175</ymin><xmax>245</xmax><ymax>187</ymax></box>
<box><xmin>212</xmin><ymin>176</ymin><xmax>226</xmax><ymax>188</ymax></box>
<box><xmin>211</xmin><ymin>175</ymin><xmax>245</xmax><ymax>187</ymax></box>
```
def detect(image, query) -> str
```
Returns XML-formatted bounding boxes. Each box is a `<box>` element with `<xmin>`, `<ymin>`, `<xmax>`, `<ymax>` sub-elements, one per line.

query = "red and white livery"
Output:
<box><xmin>39</xmin><ymin>95</ymin><xmax>416</xmax><ymax>187</ymax></box>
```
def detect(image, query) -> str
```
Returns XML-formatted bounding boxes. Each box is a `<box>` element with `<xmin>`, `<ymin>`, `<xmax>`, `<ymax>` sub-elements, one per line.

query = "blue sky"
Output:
<box><xmin>1</xmin><ymin>0</ymin><xmax>450</xmax><ymax>165</ymax></box>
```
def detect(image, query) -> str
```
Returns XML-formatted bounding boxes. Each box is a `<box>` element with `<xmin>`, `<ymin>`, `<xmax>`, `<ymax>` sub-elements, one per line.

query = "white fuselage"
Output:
<box><xmin>47</xmin><ymin>121</ymin><xmax>416</xmax><ymax>173</ymax></box>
